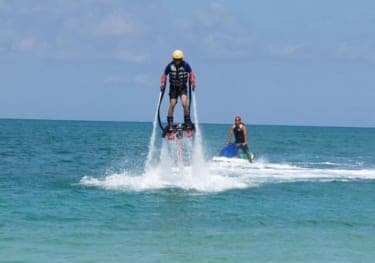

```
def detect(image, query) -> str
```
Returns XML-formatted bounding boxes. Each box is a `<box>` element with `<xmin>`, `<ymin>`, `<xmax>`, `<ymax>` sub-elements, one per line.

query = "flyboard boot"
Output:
<box><xmin>184</xmin><ymin>115</ymin><xmax>193</xmax><ymax>138</ymax></box>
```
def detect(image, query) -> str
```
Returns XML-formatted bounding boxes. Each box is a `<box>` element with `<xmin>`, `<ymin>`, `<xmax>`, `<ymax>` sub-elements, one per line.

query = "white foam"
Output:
<box><xmin>80</xmin><ymin>156</ymin><xmax>375</xmax><ymax>193</ymax></box>
<box><xmin>210</xmin><ymin>157</ymin><xmax>375</xmax><ymax>183</ymax></box>
<box><xmin>144</xmin><ymin>92</ymin><xmax>162</xmax><ymax>171</ymax></box>
<box><xmin>80</xmin><ymin>164</ymin><xmax>248</xmax><ymax>192</ymax></box>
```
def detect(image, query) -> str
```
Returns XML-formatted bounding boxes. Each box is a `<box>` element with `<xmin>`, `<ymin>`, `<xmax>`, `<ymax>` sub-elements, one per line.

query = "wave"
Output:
<box><xmin>80</xmin><ymin>157</ymin><xmax>375</xmax><ymax>193</ymax></box>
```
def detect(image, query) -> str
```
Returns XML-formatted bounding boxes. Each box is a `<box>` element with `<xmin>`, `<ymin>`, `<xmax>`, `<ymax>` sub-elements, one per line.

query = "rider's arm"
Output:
<box><xmin>189</xmin><ymin>72</ymin><xmax>196</xmax><ymax>87</ymax></box>
<box><xmin>242</xmin><ymin>124</ymin><xmax>248</xmax><ymax>145</ymax></box>
<box><xmin>160</xmin><ymin>64</ymin><xmax>171</xmax><ymax>88</ymax></box>
<box><xmin>160</xmin><ymin>74</ymin><xmax>167</xmax><ymax>88</ymax></box>
<box><xmin>186</xmin><ymin>63</ymin><xmax>196</xmax><ymax>90</ymax></box>
<box><xmin>226</xmin><ymin>125</ymin><xmax>234</xmax><ymax>144</ymax></box>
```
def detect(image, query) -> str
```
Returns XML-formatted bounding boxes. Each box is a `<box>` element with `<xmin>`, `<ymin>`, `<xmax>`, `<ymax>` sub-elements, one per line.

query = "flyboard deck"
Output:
<box><xmin>162</xmin><ymin>123</ymin><xmax>195</xmax><ymax>140</ymax></box>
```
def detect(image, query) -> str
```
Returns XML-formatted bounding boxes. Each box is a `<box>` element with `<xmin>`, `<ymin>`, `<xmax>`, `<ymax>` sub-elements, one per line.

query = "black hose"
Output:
<box><xmin>157</xmin><ymin>88</ymin><xmax>165</xmax><ymax>131</ymax></box>
<box><xmin>188</xmin><ymin>83</ymin><xmax>192</xmax><ymax>113</ymax></box>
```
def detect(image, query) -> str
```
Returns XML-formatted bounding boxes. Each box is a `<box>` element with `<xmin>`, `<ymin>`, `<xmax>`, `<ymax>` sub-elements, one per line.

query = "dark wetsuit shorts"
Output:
<box><xmin>169</xmin><ymin>85</ymin><xmax>187</xmax><ymax>100</ymax></box>
<box><xmin>238</xmin><ymin>144</ymin><xmax>250</xmax><ymax>154</ymax></box>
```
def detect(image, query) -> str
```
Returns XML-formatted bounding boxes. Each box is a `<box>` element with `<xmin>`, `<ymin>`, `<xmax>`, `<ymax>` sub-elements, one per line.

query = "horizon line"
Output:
<box><xmin>1</xmin><ymin>117</ymin><xmax>374</xmax><ymax>129</ymax></box>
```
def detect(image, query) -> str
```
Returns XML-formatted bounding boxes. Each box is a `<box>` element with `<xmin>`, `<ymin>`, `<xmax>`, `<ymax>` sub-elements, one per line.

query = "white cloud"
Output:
<box><xmin>0</xmin><ymin>1</ymin><xmax>255</xmax><ymax>61</ymax></box>
<box><xmin>0</xmin><ymin>2</ymin><xmax>150</xmax><ymax>61</ymax></box>
<box><xmin>337</xmin><ymin>42</ymin><xmax>375</xmax><ymax>61</ymax></box>
<box><xmin>103</xmin><ymin>73</ymin><xmax>154</xmax><ymax>87</ymax></box>
<box><xmin>93</xmin><ymin>10</ymin><xmax>143</xmax><ymax>37</ymax></box>
<box><xmin>11</xmin><ymin>37</ymin><xmax>37</xmax><ymax>52</ymax></box>
<box><xmin>194</xmin><ymin>2</ymin><xmax>236</xmax><ymax>29</ymax></box>
<box><xmin>134</xmin><ymin>74</ymin><xmax>153</xmax><ymax>86</ymax></box>
<box><xmin>0</xmin><ymin>0</ymin><xmax>6</xmax><ymax>10</ymax></box>
<box><xmin>181</xmin><ymin>2</ymin><xmax>257</xmax><ymax>59</ymax></box>
<box><xmin>112</xmin><ymin>50</ymin><xmax>149</xmax><ymax>63</ymax></box>
<box><xmin>104</xmin><ymin>75</ymin><xmax>130</xmax><ymax>85</ymax></box>
<box><xmin>266</xmin><ymin>43</ymin><xmax>306</xmax><ymax>57</ymax></box>
<box><xmin>200</xmin><ymin>32</ymin><xmax>256</xmax><ymax>57</ymax></box>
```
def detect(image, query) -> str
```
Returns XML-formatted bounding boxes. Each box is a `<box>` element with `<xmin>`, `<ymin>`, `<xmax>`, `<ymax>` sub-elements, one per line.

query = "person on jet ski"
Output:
<box><xmin>225</xmin><ymin>115</ymin><xmax>254</xmax><ymax>162</ymax></box>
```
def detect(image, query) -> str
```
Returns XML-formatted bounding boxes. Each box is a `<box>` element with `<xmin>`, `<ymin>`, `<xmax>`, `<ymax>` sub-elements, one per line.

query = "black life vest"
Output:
<box><xmin>233</xmin><ymin>124</ymin><xmax>245</xmax><ymax>144</ymax></box>
<box><xmin>168</xmin><ymin>62</ymin><xmax>189</xmax><ymax>87</ymax></box>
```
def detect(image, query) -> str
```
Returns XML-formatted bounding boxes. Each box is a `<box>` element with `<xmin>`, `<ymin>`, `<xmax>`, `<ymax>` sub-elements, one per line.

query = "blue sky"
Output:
<box><xmin>1</xmin><ymin>0</ymin><xmax>374</xmax><ymax>127</ymax></box>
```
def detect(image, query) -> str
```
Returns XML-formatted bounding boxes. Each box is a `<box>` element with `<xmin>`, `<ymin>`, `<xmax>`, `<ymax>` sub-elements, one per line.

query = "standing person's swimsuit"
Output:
<box><xmin>233</xmin><ymin>123</ymin><xmax>252</xmax><ymax>160</ymax></box>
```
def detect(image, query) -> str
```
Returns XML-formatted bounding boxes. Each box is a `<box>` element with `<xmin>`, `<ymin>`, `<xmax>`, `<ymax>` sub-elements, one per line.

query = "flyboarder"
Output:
<box><xmin>160</xmin><ymin>49</ymin><xmax>196</xmax><ymax>139</ymax></box>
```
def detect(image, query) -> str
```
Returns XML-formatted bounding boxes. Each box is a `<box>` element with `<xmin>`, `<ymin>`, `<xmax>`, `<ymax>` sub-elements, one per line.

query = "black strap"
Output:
<box><xmin>157</xmin><ymin>88</ymin><xmax>165</xmax><ymax>131</ymax></box>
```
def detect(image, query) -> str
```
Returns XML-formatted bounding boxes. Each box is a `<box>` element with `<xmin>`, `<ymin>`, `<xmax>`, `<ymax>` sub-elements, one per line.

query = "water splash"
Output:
<box><xmin>190</xmin><ymin>92</ymin><xmax>208</xmax><ymax>177</ymax></box>
<box><xmin>81</xmin><ymin>158</ymin><xmax>375</xmax><ymax>193</ymax></box>
<box><xmin>143</xmin><ymin>90</ymin><xmax>207</xmax><ymax>177</ymax></box>
<box><xmin>144</xmin><ymin>92</ymin><xmax>162</xmax><ymax>171</ymax></box>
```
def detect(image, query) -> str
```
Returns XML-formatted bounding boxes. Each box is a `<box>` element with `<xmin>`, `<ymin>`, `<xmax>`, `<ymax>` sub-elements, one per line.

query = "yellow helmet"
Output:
<box><xmin>172</xmin><ymin>49</ymin><xmax>184</xmax><ymax>60</ymax></box>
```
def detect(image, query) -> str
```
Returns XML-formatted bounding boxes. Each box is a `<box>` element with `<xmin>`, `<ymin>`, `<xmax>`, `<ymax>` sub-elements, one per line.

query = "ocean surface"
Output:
<box><xmin>1</xmin><ymin>118</ymin><xmax>374</xmax><ymax>262</ymax></box>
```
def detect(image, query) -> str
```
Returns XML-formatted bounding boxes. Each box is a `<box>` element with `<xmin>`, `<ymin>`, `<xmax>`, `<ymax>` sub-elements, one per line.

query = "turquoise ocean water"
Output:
<box><xmin>1</xmin><ymin>118</ymin><xmax>374</xmax><ymax>262</ymax></box>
